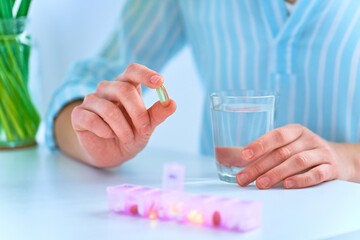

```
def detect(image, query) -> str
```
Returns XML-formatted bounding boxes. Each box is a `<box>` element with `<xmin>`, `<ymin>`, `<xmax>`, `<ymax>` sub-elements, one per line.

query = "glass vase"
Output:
<box><xmin>0</xmin><ymin>18</ymin><xmax>40</xmax><ymax>149</ymax></box>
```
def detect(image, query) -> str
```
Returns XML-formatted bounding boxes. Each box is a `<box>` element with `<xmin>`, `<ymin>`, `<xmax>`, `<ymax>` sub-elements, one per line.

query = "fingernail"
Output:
<box><xmin>140</xmin><ymin>124</ymin><xmax>150</xmax><ymax>135</ymax></box>
<box><xmin>257</xmin><ymin>176</ymin><xmax>270</xmax><ymax>188</ymax></box>
<box><xmin>284</xmin><ymin>179</ymin><xmax>295</xmax><ymax>189</ymax></box>
<box><xmin>236</xmin><ymin>173</ymin><xmax>250</xmax><ymax>186</ymax></box>
<box><xmin>150</xmin><ymin>75</ymin><xmax>161</xmax><ymax>84</ymax></box>
<box><xmin>242</xmin><ymin>149</ymin><xmax>254</xmax><ymax>161</ymax></box>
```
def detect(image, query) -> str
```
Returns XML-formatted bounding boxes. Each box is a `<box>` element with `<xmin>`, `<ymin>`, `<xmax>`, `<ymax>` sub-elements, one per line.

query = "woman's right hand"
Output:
<box><xmin>71</xmin><ymin>63</ymin><xmax>177</xmax><ymax>167</ymax></box>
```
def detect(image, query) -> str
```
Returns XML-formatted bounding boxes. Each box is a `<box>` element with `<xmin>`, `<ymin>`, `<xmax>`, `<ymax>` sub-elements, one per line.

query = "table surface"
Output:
<box><xmin>1</xmin><ymin>146</ymin><xmax>360</xmax><ymax>240</ymax></box>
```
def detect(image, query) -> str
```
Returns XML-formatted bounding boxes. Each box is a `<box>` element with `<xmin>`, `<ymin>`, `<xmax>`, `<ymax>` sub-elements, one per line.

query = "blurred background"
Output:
<box><xmin>28</xmin><ymin>0</ymin><xmax>204</xmax><ymax>154</ymax></box>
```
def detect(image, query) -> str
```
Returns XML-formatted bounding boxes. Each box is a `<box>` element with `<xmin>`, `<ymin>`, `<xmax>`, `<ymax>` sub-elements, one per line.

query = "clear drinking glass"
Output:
<box><xmin>210</xmin><ymin>90</ymin><xmax>278</xmax><ymax>183</ymax></box>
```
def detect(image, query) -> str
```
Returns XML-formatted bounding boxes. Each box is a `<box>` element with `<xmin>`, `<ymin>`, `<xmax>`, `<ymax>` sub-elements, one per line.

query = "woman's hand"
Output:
<box><xmin>236</xmin><ymin>124</ymin><xmax>358</xmax><ymax>189</ymax></box>
<box><xmin>70</xmin><ymin>63</ymin><xmax>176</xmax><ymax>168</ymax></box>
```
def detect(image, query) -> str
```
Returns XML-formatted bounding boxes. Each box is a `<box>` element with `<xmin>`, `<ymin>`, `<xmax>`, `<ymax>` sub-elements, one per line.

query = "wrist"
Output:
<box><xmin>328</xmin><ymin>142</ymin><xmax>360</xmax><ymax>182</ymax></box>
<box><xmin>54</xmin><ymin>99</ymin><xmax>89</xmax><ymax>162</ymax></box>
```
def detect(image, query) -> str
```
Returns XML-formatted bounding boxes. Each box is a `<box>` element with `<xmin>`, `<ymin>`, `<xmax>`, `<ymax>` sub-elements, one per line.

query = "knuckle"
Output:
<box><xmin>255</xmin><ymin>139</ymin><xmax>266</xmax><ymax>153</ymax></box>
<box><xmin>149</xmin><ymin>109</ymin><xmax>161</xmax><ymax>126</ymax></box>
<box><xmin>96</xmin><ymin>80</ymin><xmax>109</xmax><ymax>92</ymax></box>
<box><xmin>122</xmin><ymin>130</ymin><xmax>134</xmax><ymax>143</ymax></box>
<box><xmin>319</xmin><ymin>146</ymin><xmax>332</xmax><ymax>158</ymax></box>
<box><xmin>116</xmin><ymin>81</ymin><xmax>137</xmax><ymax>96</ymax></box>
<box><xmin>84</xmin><ymin>113</ymin><xmax>97</xmax><ymax>128</ymax></box>
<box><xmin>294</xmin><ymin>154</ymin><xmax>309</xmax><ymax>168</ymax></box>
<box><xmin>314</xmin><ymin>169</ymin><xmax>326</xmax><ymax>182</ymax></box>
<box><xmin>84</xmin><ymin>93</ymin><xmax>96</xmax><ymax>103</ymax></box>
<box><xmin>250</xmin><ymin>163</ymin><xmax>264</xmax><ymax>177</ymax></box>
<box><xmin>71</xmin><ymin>107</ymin><xmax>81</xmax><ymax>124</ymax></box>
<box><xmin>135</xmin><ymin>110</ymin><xmax>150</xmax><ymax>125</ymax></box>
<box><xmin>292</xmin><ymin>124</ymin><xmax>304</xmax><ymax>131</ymax></box>
<box><xmin>303</xmin><ymin>175</ymin><xmax>313</xmax><ymax>185</ymax></box>
<box><xmin>126</xmin><ymin>63</ymin><xmax>140</xmax><ymax>73</ymax></box>
<box><xmin>273</xmin><ymin>128</ymin><xmax>287</xmax><ymax>143</ymax></box>
<box><xmin>71</xmin><ymin>106</ymin><xmax>80</xmax><ymax>117</ymax></box>
<box><xmin>103</xmin><ymin>104</ymin><xmax>120</xmax><ymax>120</ymax></box>
<box><xmin>116</xmin><ymin>72</ymin><xmax>124</xmax><ymax>82</ymax></box>
<box><xmin>270</xmin><ymin>168</ymin><xmax>282</xmax><ymax>180</ymax></box>
<box><xmin>104</xmin><ymin>129</ymin><xmax>114</xmax><ymax>139</ymax></box>
<box><xmin>307</xmin><ymin>134</ymin><xmax>319</xmax><ymax>145</ymax></box>
<box><xmin>277</xmin><ymin>146</ymin><xmax>292</xmax><ymax>160</ymax></box>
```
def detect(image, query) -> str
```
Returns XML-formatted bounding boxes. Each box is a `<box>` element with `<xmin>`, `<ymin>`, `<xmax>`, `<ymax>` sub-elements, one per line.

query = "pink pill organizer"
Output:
<box><xmin>107</xmin><ymin>184</ymin><xmax>262</xmax><ymax>232</ymax></box>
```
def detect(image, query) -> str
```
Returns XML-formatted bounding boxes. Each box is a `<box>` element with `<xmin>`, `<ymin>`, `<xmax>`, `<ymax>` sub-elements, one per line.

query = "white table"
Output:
<box><xmin>1</xmin><ymin>146</ymin><xmax>360</xmax><ymax>240</ymax></box>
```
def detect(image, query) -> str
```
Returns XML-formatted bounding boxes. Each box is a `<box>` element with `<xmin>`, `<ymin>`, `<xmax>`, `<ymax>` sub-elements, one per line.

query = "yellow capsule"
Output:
<box><xmin>186</xmin><ymin>210</ymin><xmax>204</xmax><ymax>224</ymax></box>
<box><xmin>156</xmin><ymin>85</ymin><xmax>170</xmax><ymax>107</ymax></box>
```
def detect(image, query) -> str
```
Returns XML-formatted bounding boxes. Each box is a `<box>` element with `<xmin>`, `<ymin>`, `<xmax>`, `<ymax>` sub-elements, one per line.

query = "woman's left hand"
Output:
<box><xmin>236</xmin><ymin>124</ymin><xmax>356</xmax><ymax>189</ymax></box>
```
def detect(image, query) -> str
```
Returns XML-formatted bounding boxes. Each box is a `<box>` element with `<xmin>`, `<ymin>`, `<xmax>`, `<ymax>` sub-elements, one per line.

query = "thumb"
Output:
<box><xmin>148</xmin><ymin>100</ymin><xmax>177</xmax><ymax>130</ymax></box>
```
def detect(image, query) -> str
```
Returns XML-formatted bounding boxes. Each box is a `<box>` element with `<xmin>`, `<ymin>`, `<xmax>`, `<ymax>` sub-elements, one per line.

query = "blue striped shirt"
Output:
<box><xmin>45</xmin><ymin>0</ymin><xmax>360</xmax><ymax>156</ymax></box>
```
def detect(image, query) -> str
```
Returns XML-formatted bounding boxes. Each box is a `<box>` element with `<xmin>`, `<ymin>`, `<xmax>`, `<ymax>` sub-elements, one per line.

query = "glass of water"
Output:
<box><xmin>210</xmin><ymin>90</ymin><xmax>278</xmax><ymax>183</ymax></box>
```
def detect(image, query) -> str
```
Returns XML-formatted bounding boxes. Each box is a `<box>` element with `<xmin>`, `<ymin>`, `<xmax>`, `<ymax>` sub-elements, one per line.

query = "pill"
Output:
<box><xmin>130</xmin><ymin>204</ymin><xmax>138</xmax><ymax>215</ymax></box>
<box><xmin>156</xmin><ymin>85</ymin><xmax>170</xmax><ymax>107</ymax></box>
<box><xmin>212</xmin><ymin>211</ymin><xmax>221</xmax><ymax>227</ymax></box>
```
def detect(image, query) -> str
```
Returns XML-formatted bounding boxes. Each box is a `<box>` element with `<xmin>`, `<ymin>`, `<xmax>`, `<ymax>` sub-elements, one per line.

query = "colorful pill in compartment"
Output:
<box><xmin>130</xmin><ymin>188</ymin><xmax>157</xmax><ymax>217</ymax></box>
<box><xmin>198</xmin><ymin>196</ymin><xmax>226</xmax><ymax>228</ymax></box>
<box><xmin>140</xmin><ymin>188</ymin><xmax>164</xmax><ymax>219</ymax></box>
<box><xmin>158</xmin><ymin>191</ymin><xmax>186</xmax><ymax>220</ymax></box>
<box><xmin>107</xmin><ymin>184</ymin><xmax>138</xmax><ymax>213</ymax></box>
<box><xmin>181</xmin><ymin>195</ymin><xmax>212</xmax><ymax>225</ymax></box>
<box><xmin>122</xmin><ymin>186</ymin><xmax>153</xmax><ymax>216</ymax></box>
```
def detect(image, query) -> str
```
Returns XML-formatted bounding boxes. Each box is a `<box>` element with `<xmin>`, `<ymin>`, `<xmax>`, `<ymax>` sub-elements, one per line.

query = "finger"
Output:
<box><xmin>236</xmin><ymin>133</ymin><xmax>319</xmax><ymax>187</ymax></box>
<box><xmin>255</xmin><ymin>149</ymin><xmax>324</xmax><ymax>189</ymax></box>
<box><xmin>148</xmin><ymin>100</ymin><xmax>177</xmax><ymax>130</ymax></box>
<box><xmin>119</xmin><ymin>63</ymin><xmax>164</xmax><ymax>89</ymax></box>
<box><xmin>96</xmin><ymin>81</ymin><xmax>151</xmax><ymax>136</ymax></box>
<box><xmin>71</xmin><ymin>107</ymin><xmax>115</xmax><ymax>139</ymax></box>
<box><xmin>241</xmin><ymin>124</ymin><xmax>305</xmax><ymax>162</ymax></box>
<box><xmin>97</xmin><ymin>81</ymin><xmax>141</xmax><ymax>102</ymax></box>
<box><xmin>283</xmin><ymin>164</ymin><xmax>337</xmax><ymax>189</ymax></box>
<box><xmin>81</xmin><ymin>94</ymin><xmax>135</xmax><ymax>143</ymax></box>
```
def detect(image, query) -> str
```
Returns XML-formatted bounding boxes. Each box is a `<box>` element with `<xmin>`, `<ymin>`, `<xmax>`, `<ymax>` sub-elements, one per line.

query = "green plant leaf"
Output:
<box><xmin>16</xmin><ymin>0</ymin><xmax>32</xmax><ymax>18</ymax></box>
<box><xmin>0</xmin><ymin>0</ymin><xmax>13</xmax><ymax>19</ymax></box>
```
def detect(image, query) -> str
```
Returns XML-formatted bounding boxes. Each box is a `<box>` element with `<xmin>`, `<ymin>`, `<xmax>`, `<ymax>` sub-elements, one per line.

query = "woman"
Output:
<box><xmin>46</xmin><ymin>0</ymin><xmax>360</xmax><ymax>189</ymax></box>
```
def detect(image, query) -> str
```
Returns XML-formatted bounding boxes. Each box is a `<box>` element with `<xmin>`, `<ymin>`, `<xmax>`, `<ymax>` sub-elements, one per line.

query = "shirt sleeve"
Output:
<box><xmin>45</xmin><ymin>0</ymin><xmax>186</xmax><ymax>150</ymax></box>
